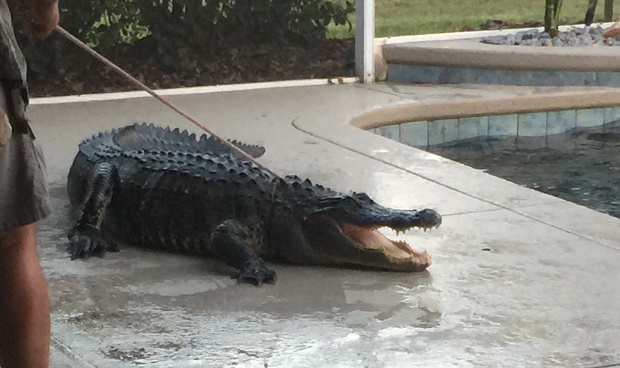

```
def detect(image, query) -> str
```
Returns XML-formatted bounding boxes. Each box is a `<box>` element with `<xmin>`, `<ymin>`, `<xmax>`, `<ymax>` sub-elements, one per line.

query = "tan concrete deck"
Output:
<box><xmin>32</xmin><ymin>82</ymin><xmax>620</xmax><ymax>367</ymax></box>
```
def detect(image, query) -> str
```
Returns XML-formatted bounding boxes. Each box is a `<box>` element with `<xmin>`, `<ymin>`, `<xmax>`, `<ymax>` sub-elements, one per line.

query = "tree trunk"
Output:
<box><xmin>604</xmin><ymin>0</ymin><xmax>614</xmax><ymax>21</ymax></box>
<box><xmin>544</xmin><ymin>0</ymin><xmax>562</xmax><ymax>37</ymax></box>
<box><xmin>545</xmin><ymin>0</ymin><xmax>554</xmax><ymax>35</ymax></box>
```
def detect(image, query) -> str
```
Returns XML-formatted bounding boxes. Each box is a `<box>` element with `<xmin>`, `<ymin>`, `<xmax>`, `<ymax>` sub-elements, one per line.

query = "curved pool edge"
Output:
<box><xmin>351</xmin><ymin>88</ymin><xmax>620</xmax><ymax>130</ymax></box>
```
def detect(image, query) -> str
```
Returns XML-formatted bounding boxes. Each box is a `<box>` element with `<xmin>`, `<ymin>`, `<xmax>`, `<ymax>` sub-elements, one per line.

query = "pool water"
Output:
<box><xmin>428</xmin><ymin>124</ymin><xmax>620</xmax><ymax>218</ymax></box>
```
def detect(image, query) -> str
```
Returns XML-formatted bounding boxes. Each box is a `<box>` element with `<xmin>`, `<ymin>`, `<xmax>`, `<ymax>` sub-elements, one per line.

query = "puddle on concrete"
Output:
<box><xmin>428</xmin><ymin>123</ymin><xmax>620</xmax><ymax>218</ymax></box>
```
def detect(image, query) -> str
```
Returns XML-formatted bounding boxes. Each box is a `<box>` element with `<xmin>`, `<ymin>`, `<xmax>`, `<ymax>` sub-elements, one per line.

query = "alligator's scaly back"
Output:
<box><xmin>77</xmin><ymin>123</ymin><xmax>265</xmax><ymax>160</ymax></box>
<box><xmin>112</xmin><ymin>123</ymin><xmax>266</xmax><ymax>158</ymax></box>
<box><xmin>68</xmin><ymin>123</ymin><xmax>266</xmax><ymax>206</ymax></box>
<box><xmin>67</xmin><ymin>124</ymin><xmax>441</xmax><ymax>286</ymax></box>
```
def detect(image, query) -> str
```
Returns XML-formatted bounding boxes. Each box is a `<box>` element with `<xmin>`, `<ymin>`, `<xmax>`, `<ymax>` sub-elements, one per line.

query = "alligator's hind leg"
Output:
<box><xmin>68</xmin><ymin>162</ymin><xmax>119</xmax><ymax>260</ymax></box>
<box><xmin>209</xmin><ymin>219</ymin><xmax>276</xmax><ymax>286</ymax></box>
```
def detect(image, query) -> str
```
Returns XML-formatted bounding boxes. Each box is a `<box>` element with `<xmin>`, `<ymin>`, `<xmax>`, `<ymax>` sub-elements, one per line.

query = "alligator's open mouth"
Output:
<box><xmin>339</xmin><ymin>222</ymin><xmax>433</xmax><ymax>271</ymax></box>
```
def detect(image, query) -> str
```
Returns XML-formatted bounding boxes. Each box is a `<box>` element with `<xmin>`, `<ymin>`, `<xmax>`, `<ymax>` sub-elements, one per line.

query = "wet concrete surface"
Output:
<box><xmin>30</xmin><ymin>83</ymin><xmax>620</xmax><ymax>367</ymax></box>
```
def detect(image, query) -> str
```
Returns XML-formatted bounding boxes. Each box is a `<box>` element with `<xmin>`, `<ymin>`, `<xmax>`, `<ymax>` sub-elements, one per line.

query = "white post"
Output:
<box><xmin>355</xmin><ymin>0</ymin><xmax>375</xmax><ymax>83</ymax></box>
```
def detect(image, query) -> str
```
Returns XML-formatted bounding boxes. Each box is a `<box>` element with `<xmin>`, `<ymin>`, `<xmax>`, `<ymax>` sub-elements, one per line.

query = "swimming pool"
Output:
<box><xmin>427</xmin><ymin>123</ymin><xmax>620</xmax><ymax>218</ymax></box>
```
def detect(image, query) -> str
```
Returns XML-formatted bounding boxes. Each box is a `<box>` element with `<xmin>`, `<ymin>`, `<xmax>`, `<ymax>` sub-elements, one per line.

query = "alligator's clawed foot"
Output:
<box><xmin>234</xmin><ymin>262</ymin><xmax>277</xmax><ymax>286</ymax></box>
<box><xmin>68</xmin><ymin>224</ymin><xmax>118</xmax><ymax>260</ymax></box>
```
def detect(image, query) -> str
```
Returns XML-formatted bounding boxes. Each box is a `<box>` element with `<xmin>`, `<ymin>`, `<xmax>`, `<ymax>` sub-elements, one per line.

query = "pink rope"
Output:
<box><xmin>54</xmin><ymin>25</ymin><xmax>281</xmax><ymax>178</ymax></box>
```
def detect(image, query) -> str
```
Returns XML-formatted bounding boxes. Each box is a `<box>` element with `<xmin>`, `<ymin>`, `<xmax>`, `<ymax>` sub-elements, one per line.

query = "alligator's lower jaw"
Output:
<box><xmin>340</xmin><ymin>223</ymin><xmax>432</xmax><ymax>272</ymax></box>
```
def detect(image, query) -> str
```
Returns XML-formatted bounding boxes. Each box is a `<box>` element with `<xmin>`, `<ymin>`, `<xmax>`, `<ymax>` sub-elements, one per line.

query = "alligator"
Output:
<box><xmin>67</xmin><ymin>123</ymin><xmax>442</xmax><ymax>285</ymax></box>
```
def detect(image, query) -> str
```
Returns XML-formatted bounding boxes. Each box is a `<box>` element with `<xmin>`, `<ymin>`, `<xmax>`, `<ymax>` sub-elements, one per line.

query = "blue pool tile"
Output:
<box><xmin>595</xmin><ymin>72</ymin><xmax>620</xmax><ymax>86</ymax></box>
<box><xmin>400</xmin><ymin>121</ymin><xmax>429</xmax><ymax>148</ymax></box>
<box><xmin>386</xmin><ymin>65</ymin><xmax>411</xmax><ymax>84</ymax></box>
<box><xmin>400</xmin><ymin>121</ymin><xmax>428</xmax><ymax>148</ymax></box>
<box><xmin>489</xmin><ymin>114</ymin><xmax>518</xmax><ymax>137</ymax></box>
<box><xmin>412</xmin><ymin>66</ymin><xmax>443</xmax><ymax>84</ymax></box>
<box><xmin>547</xmin><ymin>110</ymin><xmax>576</xmax><ymax>135</ymax></box>
<box><xmin>576</xmin><ymin>108</ymin><xmax>605</xmax><ymax>128</ymax></box>
<box><xmin>387</xmin><ymin>65</ymin><xmax>441</xmax><ymax>84</ymax></box>
<box><xmin>439</xmin><ymin>67</ymin><xmax>481</xmax><ymax>84</ymax></box>
<box><xmin>497</xmin><ymin>70</ymin><xmax>524</xmax><ymax>85</ymax></box>
<box><xmin>428</xmin><ymin>119</ymin><xmax>459</xmax><ymax>146</ymax></box>
<box><xmin>477</xmin><ymin>70</ymin><xmax>501</xmax><ymax>84</ymax></box>
<box><xmin>518</xmin><ymin>112</ymin><xmax>547</xmax><ymax>137</ymax></box>
<box><xmin>389</xmin><ymin>64</ymin><xmax>617</xmax><ymax>87</ymax></box>
<box><xmin>376</xmin><ymin>125</ymin><xmax>400</xmax><ymax>142</ymax></box>
<box><xmin>504</xmin><ymin>70</ymin><xmax>594</xmax><ymax>86</ymax></box>
<box><xmin>458</xmin><ymin>116</ymin><xmax>489</xmax><ymax>140</ymax></box>
<box><xmin>557</xmin><ymin>71</ymin><xmax>597</xmax><ymax>86</ymax></box>
<box><xmin>604</xmin><ymin>107</ymin><xmax>620</xmax><ymax>123</ymax></box>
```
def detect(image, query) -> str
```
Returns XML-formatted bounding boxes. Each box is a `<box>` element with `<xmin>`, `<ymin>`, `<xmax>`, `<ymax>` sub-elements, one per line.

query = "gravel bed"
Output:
<box><xmin>480</xmin><ymin>26</ymin><xmax>620</xmax><ymax>46</ymax></box>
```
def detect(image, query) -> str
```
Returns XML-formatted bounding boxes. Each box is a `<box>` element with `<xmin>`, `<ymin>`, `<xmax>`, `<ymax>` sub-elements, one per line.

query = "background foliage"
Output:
<box><xmin>328</xmin><ymin>0</ymin><xmax>610</xmax><ymax>38</ymax></box>
<box><xmin>16</xmin><ymin>0</ymin><xmax>354</xmax><ymax>78</ymax></box>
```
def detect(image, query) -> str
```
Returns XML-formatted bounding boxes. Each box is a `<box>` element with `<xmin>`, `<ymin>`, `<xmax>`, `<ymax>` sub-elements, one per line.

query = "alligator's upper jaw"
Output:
<box><xmin>339</xmin><ymin>222</ymin><xmax>433</xmax><ymax>272</ymax></box>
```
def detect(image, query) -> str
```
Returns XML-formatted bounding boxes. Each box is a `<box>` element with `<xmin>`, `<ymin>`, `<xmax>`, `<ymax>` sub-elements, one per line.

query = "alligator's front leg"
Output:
<box><xmin>68</xmin><ymin>162</ymin><xmax>119</xmax><ymax>260</ymax></box>
<box><xmin>209</xmin><ymin>219</ymin><xmax>276</xmax><ymax>286</ymax></box>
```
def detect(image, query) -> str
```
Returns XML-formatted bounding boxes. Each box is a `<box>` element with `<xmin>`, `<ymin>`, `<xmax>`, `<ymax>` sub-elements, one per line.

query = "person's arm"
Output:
<box><xmin>12</xmin><ymin>0</ymin><xmax>59</xmax><ymax>38</ymax></box>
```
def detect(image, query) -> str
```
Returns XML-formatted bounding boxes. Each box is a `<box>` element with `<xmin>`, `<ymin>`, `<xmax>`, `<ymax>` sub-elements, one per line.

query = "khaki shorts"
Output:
<box><xmin>0</xmin><ymin>83</ymin><xmax>50</xmax><ymax>233</ymax></box>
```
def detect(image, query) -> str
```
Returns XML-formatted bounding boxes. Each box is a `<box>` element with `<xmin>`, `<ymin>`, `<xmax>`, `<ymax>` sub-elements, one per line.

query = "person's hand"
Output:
<box><xmin>15</xmin><ymin>0</ymin><xmax>59</xmax><ymax>38</ymax></box>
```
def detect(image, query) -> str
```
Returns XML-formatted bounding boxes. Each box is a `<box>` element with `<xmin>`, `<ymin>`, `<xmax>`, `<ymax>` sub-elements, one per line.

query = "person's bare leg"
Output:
<box><xmin>0</xmin><ymin>223</ymin><xmax>50</xmax><ymax>368</ymax></box>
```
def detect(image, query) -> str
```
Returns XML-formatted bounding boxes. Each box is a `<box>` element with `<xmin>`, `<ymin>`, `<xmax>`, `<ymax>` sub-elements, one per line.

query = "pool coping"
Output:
<box><xmin>382</xmin><ymin>38</ymin><xmax>620</xmax><ymax>72</ymax></box>
<box><xmin>352</xmin><ymin>87</ymin><xmax>620</xmax><ymax>128</ymax></box>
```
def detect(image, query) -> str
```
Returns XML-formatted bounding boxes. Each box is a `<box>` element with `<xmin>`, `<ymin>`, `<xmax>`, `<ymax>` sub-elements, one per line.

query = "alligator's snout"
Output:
<box><xmin>416</xmin><ymin>209</ymin><xmax>442</xmax><ymax>231</ymax></box>
<box><xmin>300</xmin><ymin>204</ymin><xmax>441</xmax><ymax>272</ymax></box>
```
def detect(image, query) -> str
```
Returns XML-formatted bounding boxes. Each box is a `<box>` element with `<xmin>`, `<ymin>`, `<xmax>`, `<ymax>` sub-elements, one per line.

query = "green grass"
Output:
<box><xmin>327</xmin><ymin>0</ymin><xmax>609</xmax><ymax>38</ymax></box>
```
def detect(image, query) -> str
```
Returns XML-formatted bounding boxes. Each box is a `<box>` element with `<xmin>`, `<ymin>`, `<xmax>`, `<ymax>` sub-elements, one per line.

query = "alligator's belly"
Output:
<box><xmin>104</xmin><ymin>182</ymin><xmax>257</xmax><ymax>256</ymax></box>
<box><xmin>103</xmin><ymin>202</ymin><xmax>214</xmax><ymax>256</ymax></box>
